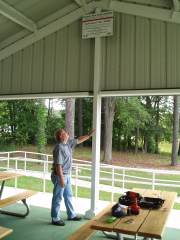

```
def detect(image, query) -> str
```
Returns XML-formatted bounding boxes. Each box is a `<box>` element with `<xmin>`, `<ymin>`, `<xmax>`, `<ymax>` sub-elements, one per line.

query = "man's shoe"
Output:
<box><xmin>52</xmin><ymin>220</ymin><xmax>65</xmax><ymax>226</ymax></box>
<box><xmin>68</xmin><ymin>216</ymin><xmax>82</xmax><ymax>221</ymax></box>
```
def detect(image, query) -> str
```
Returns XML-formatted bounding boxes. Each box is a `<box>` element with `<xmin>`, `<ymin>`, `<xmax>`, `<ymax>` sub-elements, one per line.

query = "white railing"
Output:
<box><xmin>0</xmin><ymin>151</ymin><xmax>180</xmax><ymax>203</ymax></box>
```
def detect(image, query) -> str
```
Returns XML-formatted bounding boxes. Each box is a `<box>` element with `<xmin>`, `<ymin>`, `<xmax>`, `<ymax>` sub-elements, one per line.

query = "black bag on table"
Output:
<box><xmin>139</xmin><ymin>197</ymin><xmax>165</xmax><ymax>209</ymax></box>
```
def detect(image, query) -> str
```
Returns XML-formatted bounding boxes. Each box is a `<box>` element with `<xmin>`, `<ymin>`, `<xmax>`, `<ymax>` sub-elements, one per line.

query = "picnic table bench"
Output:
<box><xmin>0</xmin><ymin>172</ymin><xmax>37</xmax><ymax>218</ymax></box>
<box><xmin>68</xmin><ymin>204</ymin><xmax>113</xmax><ymax>240</ymax></box>
<box><xmin>0</xmin><ymin>190</ymin><xmax>36</xmax><ymax>217</ymax></box>
<box><xmin>0</xmin><ymin>226</ymin><xmax>13</xmax><ymax>239</ymax></box>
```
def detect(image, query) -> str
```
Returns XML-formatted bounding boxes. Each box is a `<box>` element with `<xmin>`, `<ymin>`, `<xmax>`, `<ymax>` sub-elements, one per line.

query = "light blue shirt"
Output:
<box><xmin>52</xmin><ymin>139</ymin><xmax>77</xmax><ymax>174</ymax></box>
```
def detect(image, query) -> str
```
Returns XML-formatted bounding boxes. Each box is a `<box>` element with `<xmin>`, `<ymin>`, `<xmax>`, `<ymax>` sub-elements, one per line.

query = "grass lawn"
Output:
<box><xmin>15</xmin><ymin>142</ymin><xmax>180</xmax><ymax>170</ymax></box>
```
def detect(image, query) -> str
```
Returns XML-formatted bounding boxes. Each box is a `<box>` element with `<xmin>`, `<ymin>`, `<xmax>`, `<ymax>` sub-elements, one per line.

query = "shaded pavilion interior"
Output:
<box><xmin>1</xmin><ymin>0</ymin><xmax>180</xmax><ymax>239</ymax></box>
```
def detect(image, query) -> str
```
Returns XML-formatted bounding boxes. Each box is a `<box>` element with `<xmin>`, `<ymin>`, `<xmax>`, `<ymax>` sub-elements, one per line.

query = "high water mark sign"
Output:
<box><xmin>82</xmin><ymin>11</ymin><xmax>113</xmax><ymax>39</ymax></box>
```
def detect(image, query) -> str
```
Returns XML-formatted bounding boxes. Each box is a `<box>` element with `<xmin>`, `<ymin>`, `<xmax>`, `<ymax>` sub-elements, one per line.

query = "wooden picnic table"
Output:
<box><xmin>91</xmin><ymin>188</ymin><xmax>177</xmax><ymax>240</ymax></box>
<box><xmin>0</xmin><ymin>172</ymin><xmax>22</xmax><ymax>182</ymax></box>
<box><xmin>0</xmin><ymin>172</ymin><xmax>22</xmax><ymax>199</ymax></box>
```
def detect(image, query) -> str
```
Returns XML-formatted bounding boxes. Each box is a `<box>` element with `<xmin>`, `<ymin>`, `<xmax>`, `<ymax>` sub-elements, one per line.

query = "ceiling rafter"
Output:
<box><xmin>0</xmin><ymin>2</ymin><xmax>78</xmax><ymax>50</ymax></box>
<box><xmin>111</xmin><ymin>0</ymin><xmax>180</xmax><ymax>24</ymax></box>
<box><xmin>74</xmin><ymin>0</ymin><xmax>89</xmax><ymax>13</ymax></box>
<box><xmin>0</xmin><ymin>0</ymin><xmax>37</xmax><ymax>32</ymax></box>
<box><xmin>74</xmin><ymin>0</ymin><xmax>82</xmax><ymax>7</ymax></box>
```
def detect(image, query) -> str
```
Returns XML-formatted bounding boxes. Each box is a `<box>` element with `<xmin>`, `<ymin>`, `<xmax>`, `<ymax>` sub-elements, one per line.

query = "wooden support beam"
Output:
<box><xmin>0</xmin><ymin>0</ymin><xmax>36</xmax><ymax>32</ymax></box>
<box><xmin>111</xmin><ymin>0</ymin><xmax>180</xmax><ymax>24</ymax></box>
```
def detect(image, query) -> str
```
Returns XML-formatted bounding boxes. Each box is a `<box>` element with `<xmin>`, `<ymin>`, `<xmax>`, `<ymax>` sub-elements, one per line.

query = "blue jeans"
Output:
<box><xmin>51</xmin><ymin>173</ymin><xmax>76</xmax><ymax>221</ymax></box>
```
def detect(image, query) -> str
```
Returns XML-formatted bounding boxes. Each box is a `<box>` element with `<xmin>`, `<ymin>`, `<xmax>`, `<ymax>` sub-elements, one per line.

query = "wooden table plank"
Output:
<box><xmin>113</xmin><ymin>209</ymin><xmax>149</xmax><ymax>235</ymax></box>
<box><xmin>91</xmin><ymin>205</ymin><xmax>120</xmax><ymax>232</ymax></box>
<box><xmin>133</xmin><ymin>188</ymin><xmax>162</xmax><ymax>198</ymax></box>
<box><xmin>0</xmin><ymin>226</ymin><xmax>13</xmax><ymax>239</ymax></box>
<box><xmin>138</xmin><ymin>190</ymin><xmax>177</xmax><ymax>239</ymax></box>
<box><xmin>0</xmin><ymin>172</ymin><xmax>22</xmax><ymax>181</ymax></box>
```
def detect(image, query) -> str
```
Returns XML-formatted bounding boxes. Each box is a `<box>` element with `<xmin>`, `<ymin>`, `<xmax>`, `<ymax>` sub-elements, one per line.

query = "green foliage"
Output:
<box><xmin>112</xmin><ymin>96</ymin><xmax>174</xmax><ymax>153</ymax></box>
<box><xmin>0</xmin><ymin>100</ymin><xmax>37</xmax><ymax>146</ymax></box>
<box><xmin>46</xmin><ymin>113</ymin><xmax>65</xmax><ymax>143</ymax></box>
<box><xmin>45</xmin><ymin>99</ymin><xmax>65</xmax><ymax>144</ymax></box>
<box><xmin>36</xmin><ymin>100</ymin><xmax>47</xmax><ymax>153</ymax></box>
<box><xmin>141</xmin><ymin>96</ymin><xmax>173</xmax><ymax>153</ymax></box>
<box><xmin>75</xmin><ymin>98</ymin><xmax>93</xmax><ymax>146</ymax></box>
<box><xmin>146</xmin><ymin>136</ymin><xmax>156</xmax><ymax>153</ymax></box>
<box><xmin>0</xmin><ymin>99</ymin><xmax>67</xmax><ymax>149</ymax></box>
<box><xmin>113</xmin><ymin>97</ymin><xmax>150</xmax><ymax>150</ymax></box>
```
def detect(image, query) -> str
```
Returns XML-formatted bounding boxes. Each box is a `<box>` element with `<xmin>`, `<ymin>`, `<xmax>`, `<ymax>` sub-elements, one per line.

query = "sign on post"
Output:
<box><xmin>82</xmin><ymin>11</ymin><xmax>113</xmax><ymax>39</ymax></box>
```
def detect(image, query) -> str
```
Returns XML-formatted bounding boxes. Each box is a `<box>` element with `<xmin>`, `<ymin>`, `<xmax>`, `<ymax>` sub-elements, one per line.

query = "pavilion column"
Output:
<box><xmin>85</xmin><ymin>26</ymin><xmax>102</xmax><ymax>219</ymax></box>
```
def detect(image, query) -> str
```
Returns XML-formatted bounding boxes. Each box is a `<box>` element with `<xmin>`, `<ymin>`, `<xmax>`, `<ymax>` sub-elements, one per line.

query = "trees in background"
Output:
<box><xmin>0</xmin><ymin>100</ymin><xmax>37</xmax><ymax>147</ymax></box>
<box><xmin>0</xmin><ymin>95</ymin><xmax>178</xmax><ymax>165</ymax></box>
<box><xmin>140</xmin><ymin>96</ymin><xmax>171</xmax><ymax>154</ymax></box>
<box><xmin>103</xmin><ymin>97</ymin><xmax>116</xmax><ymax>164</ymax></box>
<box><xmin>113</xmin><ymin>97</ymin><xmax>150</xmax><ymax>152</ymax></box>
<box><xmin>36</xmin><ymin>99</ymin><xmax>47</xmax><ymax>154</ymax></box>
<box><xmin>0</xmin><ymin>98</ymin><xmax>65</xmax><ymax>152</ymax></box>
<box><xmin>65</xmin><ymin>98</ymin><xmax>75</xmax><ymax>138</ymax></box>
<box><xmin>171</xmin><ymin>96</ymin><xmax>180</xmax><ymax>166</ymax></box>
<box><xmin>46</xmin><ymin>99</ymin><xmax>65</xmax><ymax>144</ymax></box>
<box><xmin>75</xmin><ymin>98</ymin><xmax>93</xmax><ymax>146</ymax></box>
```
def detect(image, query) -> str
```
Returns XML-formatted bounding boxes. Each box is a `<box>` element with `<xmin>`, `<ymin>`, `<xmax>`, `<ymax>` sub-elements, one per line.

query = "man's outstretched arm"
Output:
<box><xmin>77</xmin><ymin>129</ymin><xmax>95</xmax><ymax>144</ymax></box>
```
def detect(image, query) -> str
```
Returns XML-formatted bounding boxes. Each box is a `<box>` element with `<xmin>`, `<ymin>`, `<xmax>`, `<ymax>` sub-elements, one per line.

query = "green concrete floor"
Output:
<box><xmin>0</xmin><ymin>204</ymin><xmax>179</xmax><ymax>240</ymax></box>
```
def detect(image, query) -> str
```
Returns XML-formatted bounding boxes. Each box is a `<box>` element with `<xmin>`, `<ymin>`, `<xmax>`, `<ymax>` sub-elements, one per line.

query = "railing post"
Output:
<box><xmin>15</xmin><ymin>159</ymin><xmax>17</xmax><ymax>188</ymax></box>
<box><xmin>7</xmin><ymin>152</ymin><xmax>10</xmax><ymax>169</ymax></box>
<box><xmin>43</xmin><ymin>161</ymin><xmax>46</xmax><ymax>193</ymax></box>
<box><xmin>152</xmin><ymin>172</ymin><xmax>156</xmax><ymax>190</ymax></box>
<box><xmin>75</xmin><ymin>165</ymin><xmax>78</xmax><ymax>199</ymax></box>
<box><xmin>111</xmin><ymin>167</ymin><xmax>115</xmax><ymax>203</ymax></box>
<box><xmin>24</xmin><ymin>152</ymin><xmax>27</xmax><ymax>173</ymax></box>
<box><xmin>122</xmin><ymin>169</ymin><xmax>125</xmax><ymax>192</ymax></box>
<box><xmin>46</xmin><ymin>155</ymin><xmax>48</xmax><ymax>173</ymax></box>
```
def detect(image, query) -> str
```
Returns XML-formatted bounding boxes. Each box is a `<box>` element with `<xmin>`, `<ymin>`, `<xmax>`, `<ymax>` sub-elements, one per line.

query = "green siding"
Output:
<box><xmin>135</xmin><ymin>17</ymin><xmax>150</xmax><ymax>89</ymax></box>
<box><xmin>2</xmin><ymin>57</ymin><xmax>12</xmax><ymax>94</ymax></box>
<box><xmin>31</xmin><ymin>40</ymin><xmax>44</xmax><ymax>93</ymax></box>
<box><xmin>54</xmin><ymin>28</ymin><xmax>68</xmax><ymax>92</ymax></box>
<box><xmin>1</xmin><ymin>10</ymin><xmax>180</xmax><ymax>95</ymax></box>
<box><xmin>22</xmin><ymin>46</ymin><xmax>33</xmax><ymax>93</ymax></box>
<box><xmin>43</xmin><ymin>34</ymin><xmax>56</xmax><ymax>93</ymax></box>
<box><xmin>0</xmin><ymin>21</ymin><xmax>94</xmax><ymax>95</ymax></box>
<box><xmin>150</xmin><ymin>20</ymin><xmax>166</xmax><ymax>89</ymax></box>
<box><xmin>167</xmin><ymin>23</ymin><xmax>180</xmax><ymax>88</ymax></box>
<box><xmin>101</xmin><ymin>12</ymin><xmax>180</xmax><ymax>91</ymax></box>
<box><xmin>12</xmin><ymin>52</ymin><xmax>22</xmax><ymax>94</ymax></box>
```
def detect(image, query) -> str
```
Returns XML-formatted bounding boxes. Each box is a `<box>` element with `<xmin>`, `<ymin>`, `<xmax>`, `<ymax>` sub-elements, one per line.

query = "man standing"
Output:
<box><xmin>51</xmin><ymin>128</ymin><xmax>95</xmax><ymax>226</ymax></box>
